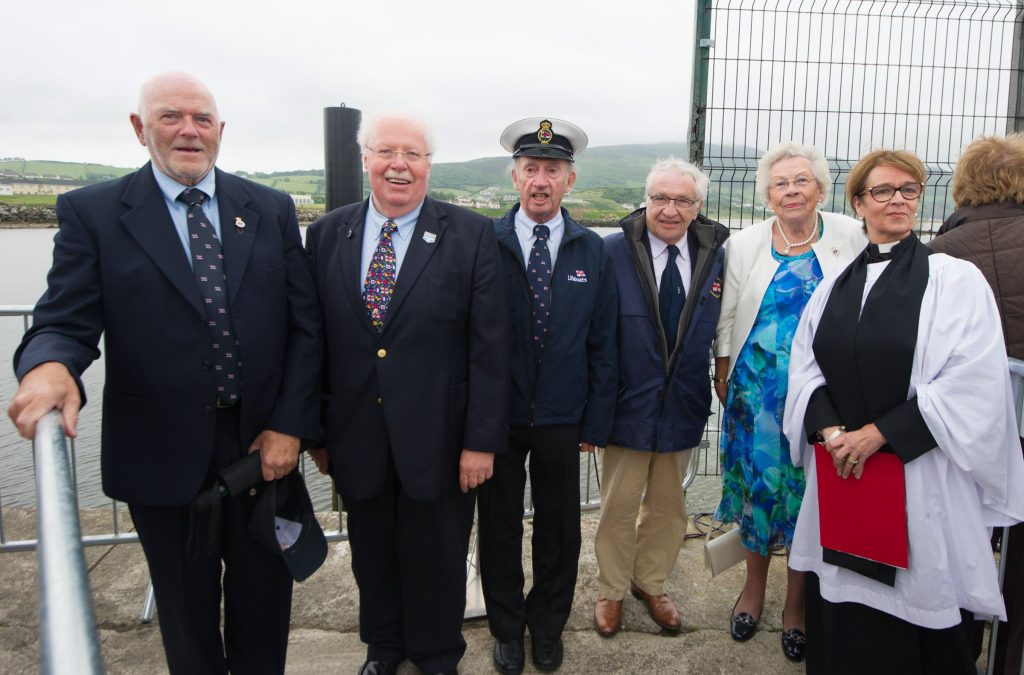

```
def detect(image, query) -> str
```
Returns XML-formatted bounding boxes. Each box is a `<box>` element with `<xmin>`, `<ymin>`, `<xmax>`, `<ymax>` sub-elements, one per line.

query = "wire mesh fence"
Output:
<box><xmin>690</xmin><ymin>0</ymin><xmax>1024</xmax><ymax>477</ymax></box>
<box><xmin>692</xmin><ymin>0</ymin><xmax>1024</xmax><ymax>233</ymax></box>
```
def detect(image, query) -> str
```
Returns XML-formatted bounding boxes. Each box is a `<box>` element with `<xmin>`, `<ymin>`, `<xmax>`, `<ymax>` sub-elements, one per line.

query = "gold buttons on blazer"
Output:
<box><xmin>377</xmin><ymin>348</ymin><xmax>387</xmax><ymax>358</ymax></box>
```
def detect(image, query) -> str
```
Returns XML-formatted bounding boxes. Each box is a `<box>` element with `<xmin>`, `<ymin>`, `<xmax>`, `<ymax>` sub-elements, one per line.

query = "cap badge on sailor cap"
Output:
<box><xmin>537</xmin><ymin>120</ymin><xmax>554</xmax><ymax>144</ymax></box>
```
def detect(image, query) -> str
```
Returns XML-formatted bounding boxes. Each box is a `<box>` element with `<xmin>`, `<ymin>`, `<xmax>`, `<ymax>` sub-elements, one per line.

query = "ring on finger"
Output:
<box><xmin>848</xmin><ymin>457</ymin><xmax>858</xmax><ymax>465</ymax></box>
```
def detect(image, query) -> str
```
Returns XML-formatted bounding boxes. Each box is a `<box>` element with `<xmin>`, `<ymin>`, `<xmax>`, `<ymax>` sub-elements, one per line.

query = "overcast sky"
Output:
<box><xmin>0</xmin><ymin>0</ymin><xmax>698</xmax><ymax>172</ymax></box>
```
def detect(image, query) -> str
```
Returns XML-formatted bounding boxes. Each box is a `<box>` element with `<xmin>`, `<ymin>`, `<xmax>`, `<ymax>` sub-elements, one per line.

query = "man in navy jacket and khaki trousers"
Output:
<box><xmin>8</xmin><ymin>72</ymin><xmax>323</xmax><ymax>674</ymax></box>
<box><xmin>593</xmin><ymin>158</ymin><xmax>728</xmax><ymax>637</ymax></box>
<box><xmin>478</xmin><ymin>117</ymin><xmax>617</xmax><ymax>674</ymax></box>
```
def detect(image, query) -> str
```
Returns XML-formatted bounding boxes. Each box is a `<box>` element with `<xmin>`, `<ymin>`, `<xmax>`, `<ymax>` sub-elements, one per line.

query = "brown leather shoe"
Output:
<box><xmin>630</xmin><ymin>583</ymin><xmax>682</xmax><ymax>632</ymax></box>
<box><xmin>594</xmin><ymin>597</ymin><xmax>623</xmax><ymax>637</ymax></box>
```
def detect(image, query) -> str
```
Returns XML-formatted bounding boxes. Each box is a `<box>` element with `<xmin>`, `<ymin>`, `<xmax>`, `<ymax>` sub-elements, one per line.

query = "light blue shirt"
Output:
<box><xmin>360</xmin><ymin>199</ymin><xmax>423</xmax><ymax>293</ymax></box>
<box><xmin>514</xmin><ymin>207</ymin><xmax>564</xmax><ymax>269</ymax></box>
<box><xmin>151</xmin><ymin>165</ymin><xmax>220</xmax><ymax>268</ymax></box>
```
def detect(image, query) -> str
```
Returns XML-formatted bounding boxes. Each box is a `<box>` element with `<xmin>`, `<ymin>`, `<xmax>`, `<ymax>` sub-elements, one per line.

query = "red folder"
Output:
<box><xmin>814</xmin><ymin>443</ymin><xmax>908</xmax><ymax>569</ymax></box>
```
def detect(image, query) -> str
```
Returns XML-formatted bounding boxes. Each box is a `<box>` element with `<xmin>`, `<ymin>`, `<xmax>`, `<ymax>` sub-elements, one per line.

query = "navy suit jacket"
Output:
<box><xmin>14</xmin><ymin>164</ymin><xmax>323</xmax><ymax>506</ymax></box>
<box><xmin>306</xmin><ymin>196</ymin><xmax>510</xmax><ymax>501</ymax></box>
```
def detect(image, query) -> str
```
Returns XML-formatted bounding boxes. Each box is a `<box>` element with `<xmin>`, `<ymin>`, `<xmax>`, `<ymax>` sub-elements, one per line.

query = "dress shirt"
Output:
<box><xmin>515</xmin><ymin>208</ymin><xmax>564</xmax><ymax>269</ymax></box>
<box><xmin>649</xmin><ymin>229</ymin><xmax>691</xmax><ymax>295</ymax></box>
<box><xmin>152</xmin><ymin>165</ymin><xmax>220</xmax><ymax>268</ymax></box>
<box><xmin>360</xmin><ymin>198</ymin><xmax>423</xmax><ymax>293</ymax></box>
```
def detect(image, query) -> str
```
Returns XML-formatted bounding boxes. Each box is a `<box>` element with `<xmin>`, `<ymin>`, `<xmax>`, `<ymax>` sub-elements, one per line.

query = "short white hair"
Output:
<box><xmin>644</xmin><ymin>157</ymin><xmax>710</xmax><ymax>201</ymax></box>
<box><xmin>357</xmin><ymin>112</ymin><xmax>436</xmax><ymax>155</ymax></box>
<box><xmin>755</xmin><ymin>141</ymin><xmax>831</xmax><ymax>207</ymax></box>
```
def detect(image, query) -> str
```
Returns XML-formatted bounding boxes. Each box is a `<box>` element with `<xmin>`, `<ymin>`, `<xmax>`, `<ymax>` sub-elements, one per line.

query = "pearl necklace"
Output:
<box><xmin>776</xmin><ymin>215</ymin><xmax>819</xmax><ymax>255</ymax></box>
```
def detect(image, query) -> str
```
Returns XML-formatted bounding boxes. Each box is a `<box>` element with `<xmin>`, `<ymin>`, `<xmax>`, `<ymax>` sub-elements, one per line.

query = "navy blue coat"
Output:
<box><xmin>14</xmin><ymin>165</ymin><xmax>324</xmax><ymax>505</ymax></box>
<box><xmin>308</xmin><ymin>197</ymin><xmax>510</xmax><ymax>501</ymax></box>
<box><xmin>494</xmin><ymin>205</ymin><xmax>617</xmax><ymax>446</ymax></box>
<box><xmin>606</xmin><ymin>209</ymin><xmax>728</xmax><ymax>452</ymax></box>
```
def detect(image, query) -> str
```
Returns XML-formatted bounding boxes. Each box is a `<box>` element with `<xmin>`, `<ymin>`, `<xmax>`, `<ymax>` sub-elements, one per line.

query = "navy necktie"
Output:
<box><xmin>659</xmin><ymin>244</ymin><xmax>685</xmax><ymax>354</ymax></box>
<box><xmin>178</xmin><ymin>188</ymin><xmax>240</xmax><ymax>405</ymax></box>
<box><xmin>363</xmin><ymin>220</ymin><xmax>398</xmax><ymax>334</ymax></box>
<box><xmin>528</xmin><ymin>224</ymin><xmax>552</xmax><ymax>368</ymax></box>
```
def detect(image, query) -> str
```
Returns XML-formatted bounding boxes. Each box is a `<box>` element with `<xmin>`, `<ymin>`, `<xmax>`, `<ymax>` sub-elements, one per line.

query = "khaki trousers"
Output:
<box><xmin>594</xmin><ymin>444</ymin><xmax>691</xmax><ymax>600</ymax></box>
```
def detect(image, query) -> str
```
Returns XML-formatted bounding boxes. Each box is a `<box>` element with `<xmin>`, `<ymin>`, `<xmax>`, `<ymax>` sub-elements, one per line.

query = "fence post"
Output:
<box><xmin>689</xmin><ymin>0</ymin><xmax>713</xmax><ymax>168</ymax></box>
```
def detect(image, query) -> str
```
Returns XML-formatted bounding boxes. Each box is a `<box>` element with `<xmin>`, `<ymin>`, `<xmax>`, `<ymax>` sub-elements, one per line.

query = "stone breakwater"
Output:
<box><xmin>0</xmin><ymin>205</ymin><xmax>58</xmax><ymax>227</ymax></box>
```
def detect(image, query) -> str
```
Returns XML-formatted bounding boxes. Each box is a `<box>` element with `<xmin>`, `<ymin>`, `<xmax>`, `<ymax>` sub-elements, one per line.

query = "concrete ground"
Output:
<box><xmin>1</xmin><ymin>476</ymin><xmax>982</xmax><ymax>674</ymax></box>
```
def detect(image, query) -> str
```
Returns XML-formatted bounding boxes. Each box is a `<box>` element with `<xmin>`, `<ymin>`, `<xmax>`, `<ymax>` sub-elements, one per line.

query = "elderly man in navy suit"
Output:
<box><xmin>306</xmin><ymin>113</ymin><xmax>510</xmax><ymax>675</ymax></box>
<box><xmin>8</xmin><ymin>72</ymin><xmax>322</xmax><ymax>675</ymax></box>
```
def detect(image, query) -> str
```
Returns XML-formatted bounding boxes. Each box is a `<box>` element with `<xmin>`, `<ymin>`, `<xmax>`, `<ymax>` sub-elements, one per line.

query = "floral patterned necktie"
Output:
<box><xmin>363</xmin><ymin>220</ymin><xmax>398</xmax><ymax>334</ymax></box>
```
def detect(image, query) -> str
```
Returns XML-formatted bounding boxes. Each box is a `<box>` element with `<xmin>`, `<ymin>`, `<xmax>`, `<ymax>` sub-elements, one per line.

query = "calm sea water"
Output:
<box><xmin>0</xmin><ymin>227</ymin><xmax>615</xmax><ymax>511</ymax></box>
<box><xmin>0</xmin><ymin>228</ymin><xmax>350</xmax><ymax>508</ymax></box>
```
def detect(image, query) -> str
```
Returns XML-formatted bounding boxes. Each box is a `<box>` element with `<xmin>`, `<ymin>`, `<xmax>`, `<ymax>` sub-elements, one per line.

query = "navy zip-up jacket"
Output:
<box><xmin>606</xmin><ymin>208</ymin><xmax>729</xmax><ymax>452</ymax></box>
<box><xmin>494</xmin><ymin>205</ymin><xmax>618</xmax><ymax>446</ymax></box>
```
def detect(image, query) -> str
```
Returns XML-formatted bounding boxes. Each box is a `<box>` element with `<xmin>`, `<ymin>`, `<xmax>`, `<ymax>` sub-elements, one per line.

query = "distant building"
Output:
<box><xmin>4</xmin><ymin>179</ymin><xmax>84</xmax><ymax>195</ymax></box>
<box><xmin>0</xmin><ymin>184</ymin><xmax>12</xmax><ymax>196</ymax></box>
<box><xmin>290</xmin><ymin>194</ymin><xmax>314</xmax><ymax>206</ymax></box>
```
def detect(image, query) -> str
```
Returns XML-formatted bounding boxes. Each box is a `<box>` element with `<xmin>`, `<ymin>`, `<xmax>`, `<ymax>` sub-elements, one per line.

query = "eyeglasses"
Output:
<box><xmin>769</xmin><ymin>176</ymin><xmax>816</xmax><ymax>193</ymax></box>
<box><xmin>648</xmin><ymin>194</ymin><xmax>698</xmax><ymax>209</ymax></box>
<box><xmin>860</xmin><ymin>182</ymin><xmax>924</xmax><ymax>203</ymax></box>
<box><xmin>367</xmin><ymin>147</ymin><xmax>432</xmax><ymax>164</ymax></box>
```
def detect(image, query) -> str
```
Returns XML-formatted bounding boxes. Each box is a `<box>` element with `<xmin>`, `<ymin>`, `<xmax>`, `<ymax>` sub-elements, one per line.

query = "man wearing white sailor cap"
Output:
<box><xmin>478</xmin><ymin>118</ymin><xmax>618</xmax><ymax>674</ymax></box>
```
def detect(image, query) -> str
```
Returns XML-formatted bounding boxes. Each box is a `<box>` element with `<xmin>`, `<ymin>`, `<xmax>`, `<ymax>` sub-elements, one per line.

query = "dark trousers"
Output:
<box><xmin>805</xmin><ymin>572</ymin><xmax>976</xmax><ymax>675</ymax></box>
<box><xmin>477</xmin><ymin>424</ymin><xmax>582</xmax><ymax>641</ymax></box>
<box><xmin>344</xmin><ymin>452</ymin><xmax>476</xmax><ymax>672</ymax></box>
<box><xmin>128</xmin><ymin>406</ymin><xmax>293</xmax><ymax>675</ymax></box>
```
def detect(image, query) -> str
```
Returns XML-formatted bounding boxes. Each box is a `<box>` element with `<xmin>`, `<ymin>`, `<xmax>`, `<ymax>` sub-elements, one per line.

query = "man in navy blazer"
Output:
<box><xmin>8</xmin><ymin>72</ymin><xmax>322</xmax><ymax>675</ymax></box>
<box><xmin>306</xmin><ymin>113</ymin><xmax>510</xmax><ymax>675</ymax></box>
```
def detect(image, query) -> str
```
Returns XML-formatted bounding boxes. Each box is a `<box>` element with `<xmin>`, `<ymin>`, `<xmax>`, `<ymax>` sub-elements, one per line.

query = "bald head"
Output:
<box><xmin>137</xmin><ymin>72</ymin><xmax>218</xmax><ymax>120</ymax></box>
<box><xmin>130</xmin><ymin>72</ymin><xmax>224</xmax><ymax>187</ymax></box>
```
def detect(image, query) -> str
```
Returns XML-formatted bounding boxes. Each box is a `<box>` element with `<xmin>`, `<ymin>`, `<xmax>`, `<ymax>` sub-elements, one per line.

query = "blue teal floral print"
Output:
<box><xmin>715</xmin><ymin>246</ymin><xmax>823</xmax><ymax>556</ymax></box>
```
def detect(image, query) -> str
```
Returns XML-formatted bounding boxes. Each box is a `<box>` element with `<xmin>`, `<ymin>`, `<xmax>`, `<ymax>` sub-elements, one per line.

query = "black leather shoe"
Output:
<box><xmin>729</xmin><ymin>592</ymin><xmax>762</xmax><ymax>642</ymax></box>
<box><xmin>492</xmin><ymin>638</ymin><xmax>525</xmax><ymax>675</ymax></box>
<box><xmin>531</xmin><ymin>636</ymin><xmax>563</xmax><ymax>672</ymax></box>
<box><xmin>358</xmin><ymin>660</ymin><xmax>399</xmax><ymax>675</ymax></box>
<box><xmin>781</xmin><ymin>610</ymin><xmax>807</xmax><ymax>662</ymax></box>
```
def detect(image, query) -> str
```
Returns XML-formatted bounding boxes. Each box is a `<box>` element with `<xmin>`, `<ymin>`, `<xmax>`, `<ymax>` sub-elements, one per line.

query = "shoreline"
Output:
<box><xmin>0</xmin><ymin>222</ymin><xmax>57</xmax><ymax>229</ymax></box>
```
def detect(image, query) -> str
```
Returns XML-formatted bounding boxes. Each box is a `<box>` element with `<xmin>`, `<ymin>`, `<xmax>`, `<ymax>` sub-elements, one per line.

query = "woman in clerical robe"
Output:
<box><xmin>782</xmin><ymin>148</ymin><xmax>1024</xmax><ymax>675</ymax></box>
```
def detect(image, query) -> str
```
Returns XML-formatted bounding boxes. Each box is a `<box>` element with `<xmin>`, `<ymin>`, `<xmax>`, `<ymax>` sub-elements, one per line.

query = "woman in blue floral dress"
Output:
<box><xmin>712</xmin><ymin>143</ymin><xmax>865</xmax><ymax>662</ymax></box>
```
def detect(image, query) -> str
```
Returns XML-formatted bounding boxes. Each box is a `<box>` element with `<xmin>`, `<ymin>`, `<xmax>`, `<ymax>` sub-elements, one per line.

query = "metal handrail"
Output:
<box><xmin>34</xmin><ymin>409</ymin><xmax>103</xmax><ymax>674</ymax></box>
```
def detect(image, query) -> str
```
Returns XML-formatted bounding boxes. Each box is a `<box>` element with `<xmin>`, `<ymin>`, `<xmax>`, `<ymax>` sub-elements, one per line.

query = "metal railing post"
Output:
<box><xmin>34</xmin><ymin>410</ymin><xmax>104</xmax><ymax>674</ymax></box>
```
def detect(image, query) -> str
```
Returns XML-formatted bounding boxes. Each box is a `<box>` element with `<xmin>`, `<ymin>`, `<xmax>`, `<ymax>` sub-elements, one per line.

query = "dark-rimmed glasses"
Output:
<box><xmin>860</xmin><ymin>182</ymin><xmax>924</xmax><ymax>203</ymax></box>
<box><xmin>648</xmin><ymin>194</ymin><xmax>698</xmax><ymax>209</ymax></box>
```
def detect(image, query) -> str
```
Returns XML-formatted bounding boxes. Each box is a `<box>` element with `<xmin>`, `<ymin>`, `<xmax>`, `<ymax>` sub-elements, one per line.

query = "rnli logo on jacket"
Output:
<box><xmin>710</xmin><ymin>276</ymin><xmax>723</xmax><ymax>298</ymax></box>
<box><xmin>567</xmin><ymin>269</ymin><xmax>588</xmax><ymax>283</ymax></box>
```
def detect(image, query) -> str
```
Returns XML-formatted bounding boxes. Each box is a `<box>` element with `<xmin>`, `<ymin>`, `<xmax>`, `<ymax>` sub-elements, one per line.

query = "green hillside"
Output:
<box><xmin>0</xmin><ymin>143</ymin><xmax>771</xmax><ymax>219</ymax></box>
<box><xmin>0</xmin><ymin>160</ymin><xmax>134</xmax><ymax>181</ymax></box>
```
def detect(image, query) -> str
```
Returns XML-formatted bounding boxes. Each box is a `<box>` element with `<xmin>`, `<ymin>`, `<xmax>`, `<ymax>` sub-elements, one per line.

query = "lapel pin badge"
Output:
<box><xmin>831</xmin><ymin>246</ymin><xmax>839</xmax><ymax>257</ymax></box>
<box><xmin>235</xmin><ymin>216</ymin><xmax>246</xmax><ymax>232</ymax></box>
<box><xmin>422</xmin><ymin>231</ymin><xmax>437</xmax><ymax>244</ymax></box>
